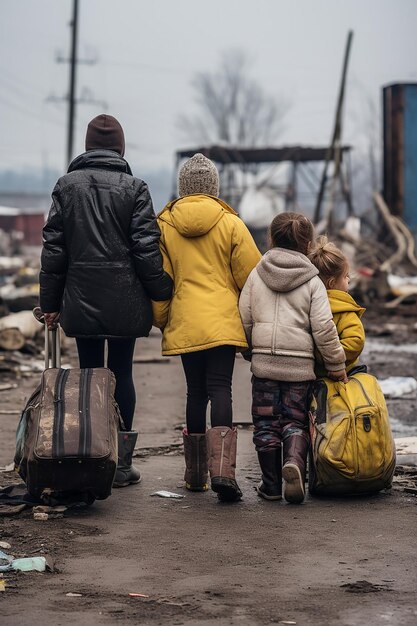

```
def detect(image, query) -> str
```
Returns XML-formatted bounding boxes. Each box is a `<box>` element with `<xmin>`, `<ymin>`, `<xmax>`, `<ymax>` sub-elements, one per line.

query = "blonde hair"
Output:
<box><xmin>308</xmin><ymin>236</ymin><xmax>348</xmax><ymax>288</ymax></box>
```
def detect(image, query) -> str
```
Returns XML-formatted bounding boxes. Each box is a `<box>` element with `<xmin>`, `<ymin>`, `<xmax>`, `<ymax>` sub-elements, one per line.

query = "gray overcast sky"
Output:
<box><xmin>1</xmin><ymin>0</ymin><xmax>416</xmax><ymax>175</ymax></box>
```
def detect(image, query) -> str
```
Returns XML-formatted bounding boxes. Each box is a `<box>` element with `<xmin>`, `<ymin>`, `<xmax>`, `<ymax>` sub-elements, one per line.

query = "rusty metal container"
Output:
<box><xmin>383</xmin><ymin>83</ymin><xmax>417</xmax><ymax>234</ymax></box>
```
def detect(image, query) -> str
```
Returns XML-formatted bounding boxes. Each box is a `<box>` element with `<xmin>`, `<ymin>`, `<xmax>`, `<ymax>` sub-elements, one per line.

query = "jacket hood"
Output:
<box><xmin>68</xmin><ymin>150</ymin><xmax>132</xmax><ymax>175</ymax></box>
<box><xmin>158</xmin><ymin>194</ymin><xmax>237</xmax><ymax>238</ymax></box>
<box><xmin>327</xmin><ymin>289</ymin><xmax>366</xmax><ymax>317</ymax></box>
<box><xmin>256</xmin><ymin>248</ymin><xmax>318</xmax><ymax>292</ymax></box>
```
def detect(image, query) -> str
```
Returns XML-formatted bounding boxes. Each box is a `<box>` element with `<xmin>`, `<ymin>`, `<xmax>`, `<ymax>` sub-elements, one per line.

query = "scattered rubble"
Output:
<box><xmin>335</xmin><ymin>193</ymin><xmax>417</xmax><ymax>316</ymax></box>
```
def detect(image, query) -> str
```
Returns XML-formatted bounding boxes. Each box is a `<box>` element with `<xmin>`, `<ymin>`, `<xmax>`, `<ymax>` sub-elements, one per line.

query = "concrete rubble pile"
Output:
<box><xmin>333</xmin><ymin>192</ymin><xmax>417</xmax><ymax>316</ymax></box>
<box><xmin>0</xmin><ymin>253</ymin><xmax>52</xmax><ymax>378</ymax></box>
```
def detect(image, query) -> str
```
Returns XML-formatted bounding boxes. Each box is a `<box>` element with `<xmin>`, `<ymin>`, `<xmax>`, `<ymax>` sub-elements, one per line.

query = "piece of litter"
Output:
<box><xmin>0</xmin><ymin>462</ymin><xmax>15</xmax><ymax>473</ymax></box>
<box><xmin>0</xmin><ymin>580</ymin><xmax>5</xmax><ymax>592</ymax></box>
<box><xmin>280</xmin><ymin>622</ymin><xmax>297</xmax><ymax>625</ymax></box>
<box><xmin>150</xmin><ymin>490</ymin><xmax>185</xmax><ymax>499</ymax></box>
<box><xmin>66</xmin><ymin>592</ymin><xmax>83</xmax><ymax>597</ymax></box>
<box><xmin>0</xmin><ymin>383</ymin><xmax>17</xmax><ymax>392</ymax></box>
<box><xmin>12</xmin><ymin>557</ymin><xmax>46</xmax><ymax>572</ymax></box>
<box><xmin>0</xmin><ymin>551</ymin><xmax>14</xmax><ymax>572</ymax></box>
<box><xmin>33</xmin><ymin>505</ymin><xmax>67</xmax><ymax>514</ymax></box>
<box><xmin>0</xmin><ymin>542</ymin><xmax>11</xmax><ymax>550</ymax></box>
<box><xmin>129</xmin><ymin>593</ymin><xmax>150</xmax><ymax>598</ymax></box>
<box><xmin>331</xmin><ymin>519</ymin><xmax>337</xmax><ymax>523</ymax></box>
<box><xmin>33</xmin><ymin>512</ymin><xmax>49</xmax><ymax>521</ymax></box>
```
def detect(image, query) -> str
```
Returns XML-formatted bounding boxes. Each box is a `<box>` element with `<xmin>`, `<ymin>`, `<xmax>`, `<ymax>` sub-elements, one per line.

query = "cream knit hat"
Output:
<box><xmin>177</xmin><ymin>153</ymin><xmax>219</xmax><ymax>198</ymax></box>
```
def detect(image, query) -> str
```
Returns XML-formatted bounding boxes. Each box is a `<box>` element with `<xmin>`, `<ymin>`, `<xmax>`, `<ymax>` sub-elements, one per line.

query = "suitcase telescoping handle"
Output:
<box><xmin>33</xmin><ymin>307</ymin><xmax>61</xmax><ymax>369</ymax></box>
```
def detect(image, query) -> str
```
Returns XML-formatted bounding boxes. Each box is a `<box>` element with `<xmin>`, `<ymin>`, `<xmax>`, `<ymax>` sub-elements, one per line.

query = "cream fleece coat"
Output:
<box><xmin>239</xmin><ymin>248</ymin><xmax>346</xmax><ymax>381</ymax></box>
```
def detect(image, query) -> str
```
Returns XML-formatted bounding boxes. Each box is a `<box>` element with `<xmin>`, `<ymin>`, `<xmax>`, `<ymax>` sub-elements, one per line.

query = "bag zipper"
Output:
<box><xmin>52</xmin><ymin>369</ymin><xmax>70</xmax><ymax>458</ymax></box>
<box><xmin>271</xmin><ymin>294</ymin><xmax>280</xmax><ymax>355</ymax></box>
<box><xmin>348</xmin><ymin>377</ymin><xmax>375</xmax><ymax>477</ymax></box>
<box><xmin>349</xmin><ymin>376</ymin><xmax>374</xmax><ymax>407</ymax></box>
<box><xmin>78</xmin><ymin>368</ymin><xmax>92</xmax><ymax>457</ymax></box>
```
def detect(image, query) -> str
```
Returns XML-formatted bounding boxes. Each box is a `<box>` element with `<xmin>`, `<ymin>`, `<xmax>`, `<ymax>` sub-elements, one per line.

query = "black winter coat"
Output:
<box><xmin>40</xmin><ymin>150</ymin><xmax>172</xmax><ymax>338</ymax></box>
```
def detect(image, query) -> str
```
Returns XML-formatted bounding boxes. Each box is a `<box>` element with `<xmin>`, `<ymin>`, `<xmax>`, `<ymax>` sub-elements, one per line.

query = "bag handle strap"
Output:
<box><xmin>334</xmin><ymin>373</ymin><xmax>373</xmax><ymax>412</ymax></box>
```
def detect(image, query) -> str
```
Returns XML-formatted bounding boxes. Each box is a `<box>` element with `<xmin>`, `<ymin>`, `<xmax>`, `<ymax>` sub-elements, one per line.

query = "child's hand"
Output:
<box><xmin>241</xmin><ymin>349</ymin><xmax>252</xmax><ymax>362</ymax></box>
<box><xmin>327</xmin><ymin>368</ymin><xmax>348</xmax><ymax>383</ymax></box>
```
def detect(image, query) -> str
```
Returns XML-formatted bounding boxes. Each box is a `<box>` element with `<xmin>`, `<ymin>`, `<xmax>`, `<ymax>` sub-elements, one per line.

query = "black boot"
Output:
<box><xmin>256</xmin><ymin>447</ymin><xmax>282</xmax><ymax>501</ymax></box>
<box><xmin>113</xmin><ymin>431</ymin><xmax>141</xmax><ymax>488</ymax></box>
<box><xmin>183</xmin><ymin>429</ymin><xmax>209</xmax><ymax>492</ymax></box>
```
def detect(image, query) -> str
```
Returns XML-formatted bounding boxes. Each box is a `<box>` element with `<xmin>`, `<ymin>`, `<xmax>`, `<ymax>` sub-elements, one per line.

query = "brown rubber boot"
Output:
<box><xmin>206</xmin><ymin>426</ymin><xmax>242</xmax><ymax>502</ymax></box>
<box><xmin>256</xmin><ymin>447</ymin><xmax>282</xmax><ymax>501</ymax></box>
<box><xmin>182</xmin><ymin>429</ymin><xmax>209</xmax><ymax>492</ymax></box>
<box><xmin>282</xmin><ymin>431</ymin><xmax>309</xmax><ymax>504</ymax></box>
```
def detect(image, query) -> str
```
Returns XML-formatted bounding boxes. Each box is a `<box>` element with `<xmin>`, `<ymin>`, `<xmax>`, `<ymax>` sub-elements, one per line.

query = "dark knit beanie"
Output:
<box><xmin>178</xmin><ymin>153</ymin><xmax>219</xmax><ymax>198</ymax></box>
<box><xmin>85</xmin><ymin>114</ymin><xmax>125</xmax><ymax>156</ymax></box>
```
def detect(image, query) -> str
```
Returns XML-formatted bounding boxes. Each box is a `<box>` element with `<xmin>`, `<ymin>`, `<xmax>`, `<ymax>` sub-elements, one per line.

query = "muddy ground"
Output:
<box><xmin>0</xmin><ymin>319</ymin><xmax>416</xmax><ymax>626</ymax></box>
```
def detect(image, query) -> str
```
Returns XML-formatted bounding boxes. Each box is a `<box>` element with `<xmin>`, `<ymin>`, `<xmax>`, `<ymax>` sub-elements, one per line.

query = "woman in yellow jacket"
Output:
<box><xmin>309</xmin><ymin>236</ymin><xmax>366</xmax><ymax>375</ymax></box>
<box><xmin>153</xmin><ymin>154</ymin><xmax>261</xmax><ymax>502</ymax></box>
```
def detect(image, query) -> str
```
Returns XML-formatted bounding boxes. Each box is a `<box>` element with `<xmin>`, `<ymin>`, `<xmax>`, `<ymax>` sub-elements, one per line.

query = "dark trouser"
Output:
<box><xmin>76</xmin><ymin>338</ymin><xmax>136</xmax><ymax>431</ymax></box>
<box><xmin>180</xmin><ymin>346</ymin><xmax>236</xmax><ymax>434</ymax></box>
<box><xmin>251</xmin><ymin>377</ymin><xmax>312</xmax><ymax>452</ymax></box>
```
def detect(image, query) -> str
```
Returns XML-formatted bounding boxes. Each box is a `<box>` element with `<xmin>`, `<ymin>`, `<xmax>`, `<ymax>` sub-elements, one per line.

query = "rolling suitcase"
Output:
<box><xmin>14</xmin><ymin>310</ymin><xmax>119</xmax><ymax>500</ymax></box>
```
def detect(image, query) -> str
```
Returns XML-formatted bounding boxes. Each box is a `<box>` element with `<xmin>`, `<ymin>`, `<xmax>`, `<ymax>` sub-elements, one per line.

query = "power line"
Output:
<box><xmin>0</xmin><ymin>94</ymin><xmax>64</xmax><ymax>128</ymax></box>
<box><xmin>49</xmin><ymin>0</ymin><xmax>106</xmax><ymax>165</ymax></box>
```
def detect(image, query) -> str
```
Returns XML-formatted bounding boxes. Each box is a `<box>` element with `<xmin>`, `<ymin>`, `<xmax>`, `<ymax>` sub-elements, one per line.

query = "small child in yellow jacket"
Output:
<box><xmin>309</xmin><ymin>236</ymin><xmax>366</xmax><ymax>375</ymax></box>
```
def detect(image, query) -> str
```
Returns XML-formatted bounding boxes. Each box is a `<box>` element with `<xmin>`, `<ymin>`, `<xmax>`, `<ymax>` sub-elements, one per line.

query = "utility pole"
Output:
<box><xmin>313</xmin><ymin>30</ymin><xmax>354</xmax><ymax>226</ymax></box>
<box><xmin>67</xmin><ymin>0</ymin><xmax>79</xmax><ymax>167</ymax></box>
<box><xmin>49</xmin><ymin>0</ymin><xmax>105</xmax><ymax>167</ymax></box>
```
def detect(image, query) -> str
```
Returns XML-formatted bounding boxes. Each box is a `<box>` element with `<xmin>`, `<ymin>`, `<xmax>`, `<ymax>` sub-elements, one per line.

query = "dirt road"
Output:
<box><xmin>1</xmin><ymin>327</ymin><xmax>416</xmax><ymax>626</ymax></box>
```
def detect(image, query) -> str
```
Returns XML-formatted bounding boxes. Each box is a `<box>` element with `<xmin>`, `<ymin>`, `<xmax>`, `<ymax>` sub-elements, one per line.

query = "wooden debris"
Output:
<box><xmin>0</xmin><ymin>310</ymin><xmax>41</xmax><ymax>339</ymax></box>
<box><xmin>0</xmin><ymin>383</ymin><xmax>17</xmax><ymax>392</ymax></box>
<box><xmin>0</xmin><ymin>328</ymin><xmax>25</xmax><ymax>350</ymax></box>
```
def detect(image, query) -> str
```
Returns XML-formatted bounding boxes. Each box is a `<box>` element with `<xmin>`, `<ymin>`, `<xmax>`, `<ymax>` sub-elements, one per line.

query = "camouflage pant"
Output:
<box><xmin>252</xmin><ymin>377</ymin><xmax>312</xmax><ymax>452</ymax></box>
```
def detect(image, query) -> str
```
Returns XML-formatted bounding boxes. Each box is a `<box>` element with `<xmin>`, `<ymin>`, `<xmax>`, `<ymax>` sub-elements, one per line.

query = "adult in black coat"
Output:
<box><xmin>40</xmin><ymin>114</ymin><xmax>172</xmax><ymax>487</ymax></box>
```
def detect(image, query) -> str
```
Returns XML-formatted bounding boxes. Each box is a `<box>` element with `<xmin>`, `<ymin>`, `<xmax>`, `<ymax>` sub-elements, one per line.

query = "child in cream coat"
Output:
<box><xmin>239</xmin><ymin>214</ymin><xmax>347</xmax><ymax>504</ymax></box>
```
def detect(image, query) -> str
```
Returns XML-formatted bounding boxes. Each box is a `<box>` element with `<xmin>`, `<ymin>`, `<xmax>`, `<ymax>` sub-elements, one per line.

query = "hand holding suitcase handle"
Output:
<box><xmin>33</xmin><ymin>307</ymin><xmax>61</xmax><ymax>369</ymax></box>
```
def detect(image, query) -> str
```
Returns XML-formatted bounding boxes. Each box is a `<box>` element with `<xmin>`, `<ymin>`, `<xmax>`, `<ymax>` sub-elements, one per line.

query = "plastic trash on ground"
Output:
<box><xmin>0</xmin><ymin>551</ymin><xmax>14</xmax><ymax>572</ymax></box>
<box><xmin>12</xmin><ymin>557</ymin><xmax>46</xmax><ymax>572</ymax></box>
<box><xmin>66</xmin><ymin>592</ymin><xmax>83</xmax><ymax>597</ymax></box>
<box><xmin>150</xmin><ymin>490</ymin><xmax>184</xmax><ymax>499</ymax></box>
<box><xmin>0</xmin><ymin>462</ymin><xmax>15</xmax><ymax>473</ymax></box>
<box><xmin>0</xmin><ymin>552</ymin><xmax>46</xmax><ymax>573</ymax></box>
<box><xmin>379</xmin><ymin>377</ymin><xmax>417</xmax><ymax>398</ymax></box>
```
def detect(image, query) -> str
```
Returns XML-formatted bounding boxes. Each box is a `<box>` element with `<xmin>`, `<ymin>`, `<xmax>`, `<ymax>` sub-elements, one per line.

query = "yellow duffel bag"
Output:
<box><xmin>309</xmin><ymin>370</ymin><xmax>396</xmax><ymax>496</ymax></box>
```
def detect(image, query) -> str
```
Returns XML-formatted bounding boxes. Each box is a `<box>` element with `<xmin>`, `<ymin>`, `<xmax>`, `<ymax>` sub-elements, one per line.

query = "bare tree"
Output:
<box><xmin>178</xmin><ymin>50</ymin><xmax>289</xmax><ymax>147</ymax></box>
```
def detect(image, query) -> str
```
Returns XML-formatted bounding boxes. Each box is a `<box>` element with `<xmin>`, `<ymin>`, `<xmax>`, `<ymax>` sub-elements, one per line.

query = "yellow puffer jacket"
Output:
<box><xmin>152</xmin><ymin>195</ymin><xmax>261</xmax><ymax>355</ymax></box>
<box><xmin>316</xmin><ymin>289</ymin><xmax>365</xmax><ymax>375</ymax></box>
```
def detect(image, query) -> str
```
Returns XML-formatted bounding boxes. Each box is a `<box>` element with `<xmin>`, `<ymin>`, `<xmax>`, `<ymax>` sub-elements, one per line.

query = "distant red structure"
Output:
<box><xmin>0</xmin><ymin>206</ymin><xmax>45</xmax><ymax>247</ymax></box>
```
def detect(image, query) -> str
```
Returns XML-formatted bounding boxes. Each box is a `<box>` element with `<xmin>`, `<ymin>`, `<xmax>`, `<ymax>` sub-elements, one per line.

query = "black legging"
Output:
<box><xmin>180</xmin><ymin>345</ymin><xmax>236</xmax><ymax>434</ymax></box>
<box><xmin>76</xmin><ymin>338</ymin><xmax>136</xmax><ymax>431</ymax></box>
